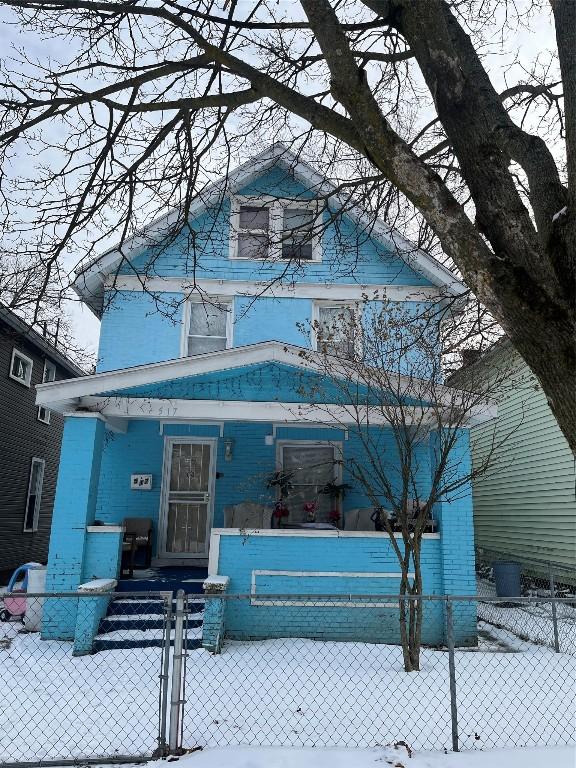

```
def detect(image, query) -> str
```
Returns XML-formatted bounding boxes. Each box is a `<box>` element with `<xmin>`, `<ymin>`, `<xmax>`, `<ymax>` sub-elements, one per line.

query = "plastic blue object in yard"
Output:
<box><xmin>493</xmin><ymin>560</ymin><xmax>522</xmax><ymax>597</ymax></box>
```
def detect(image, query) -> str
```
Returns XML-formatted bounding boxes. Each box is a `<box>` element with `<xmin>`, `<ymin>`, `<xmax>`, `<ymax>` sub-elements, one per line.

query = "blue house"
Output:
<box><xmin>36</xmin><ymin>144</ymin><xmax>483</xmax><ymax>650</ymax></box>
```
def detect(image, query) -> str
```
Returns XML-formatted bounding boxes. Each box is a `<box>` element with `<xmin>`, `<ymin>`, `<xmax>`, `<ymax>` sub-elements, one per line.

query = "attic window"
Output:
<box><xmin>238</xmin><ymin>205</ymin><xmax>270</xmax><ymax>259</ymax></box>
<box><xmin>282</xmin><ymin>208</ymin><xmax>314</xmax><ymax>260</ymax></box>
<box><xmin>231</xmin><ymin>198</ymin><xmax>320</xmax><ymax>261</ymax></box>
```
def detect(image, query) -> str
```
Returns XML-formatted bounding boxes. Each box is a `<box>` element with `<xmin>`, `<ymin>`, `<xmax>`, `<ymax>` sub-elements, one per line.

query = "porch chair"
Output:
<box><xmin>121</xmin><ymin>517</ymin><xmax>153</xmax><ymax>577</ymax></box>
<box><xmin>344</xmin><ymin>507</ymin><xmax>378</xmax><ymax>531</ymax></box>
<box><xmin>223</xmin><ymin>502</ymin><xmax>273</xmax><ymax>529</ymax></box>
<box><xmin>404</xmin><ymin>500</ymin><xmax>437</xmax><ymax>533</ymax></box>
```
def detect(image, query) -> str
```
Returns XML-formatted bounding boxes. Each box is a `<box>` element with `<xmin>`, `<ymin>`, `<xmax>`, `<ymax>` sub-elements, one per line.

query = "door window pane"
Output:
<box><xmin>166</xmin><ymin>502</ymin><xmax>207</xmax><ymax>553</ymax></box>
<box><xmin>169</xmin><ymin>443</ymin><xmax>211</xmax><ymax>492</ymax></box>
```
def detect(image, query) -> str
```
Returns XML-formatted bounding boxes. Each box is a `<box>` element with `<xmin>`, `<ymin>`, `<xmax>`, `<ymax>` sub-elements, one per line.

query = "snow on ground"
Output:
<box><xmin>102</xmin><ymin>745</ymin><xmax>576</xmax><ymax>768</ymax></box>
<box><xmin>1</xmin><ymin>622</ymin><xmax>574</xmax><ymax>763</ymax></box>
<box><xmin>477</xmin><ymin>581</ymin><xmax>576</xmax><ymax>654</ymax></box>
<box><xmin>181</xmin><ymin>637</ymin><xmax>576</xmax><ymax>753</ymax></box>
<box><xmin>0</xmin><ymin>626</ymin><xmax>162</xmax><ymax>762</ymax></box>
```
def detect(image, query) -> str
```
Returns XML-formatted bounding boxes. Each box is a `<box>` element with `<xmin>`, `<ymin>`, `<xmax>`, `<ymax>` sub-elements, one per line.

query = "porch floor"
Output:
<box><xmin>118</xmin><ymin>566</ymin><xmax>208</xmax><ymax>595</ymax></box>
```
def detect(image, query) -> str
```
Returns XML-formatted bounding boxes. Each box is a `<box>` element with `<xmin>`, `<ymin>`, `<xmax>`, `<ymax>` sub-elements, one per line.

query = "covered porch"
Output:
<box><xmin>36</xmin><ymin>342</ymin><xmax>485</xmax><ymax>646</ymax></box>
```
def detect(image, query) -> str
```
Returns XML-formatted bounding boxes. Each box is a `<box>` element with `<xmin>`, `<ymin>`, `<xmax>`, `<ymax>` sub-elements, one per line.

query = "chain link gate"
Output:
<box><xmin>2</xmin><ymin>590</ymin><xmax>575</xmax><ymax>762</ymax></box>
<box><xmin>0</xmin><ymin>590</ymin><xmax>174</xmax><ymax>766</ymax></box>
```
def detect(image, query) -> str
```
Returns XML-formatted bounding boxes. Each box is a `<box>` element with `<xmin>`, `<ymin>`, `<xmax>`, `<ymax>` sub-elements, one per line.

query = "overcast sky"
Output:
<box><xmin>0</xmin><ymin>2</ymin><xmax>559</xmax><ymax>362</ymax></box>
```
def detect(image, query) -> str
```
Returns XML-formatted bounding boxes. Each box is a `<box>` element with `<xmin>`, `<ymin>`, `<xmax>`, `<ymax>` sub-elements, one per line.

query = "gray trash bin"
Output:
<box><xmin>493</xmin><ymin>560</ymin><xmax>521</xmax><ymax>597</ymax></box>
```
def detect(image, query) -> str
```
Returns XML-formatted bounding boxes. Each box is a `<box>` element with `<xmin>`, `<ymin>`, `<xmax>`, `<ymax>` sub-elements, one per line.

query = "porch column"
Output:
<box><xmin>429</xmin><ymin>427</ymin><xmax>477</xmax><ymax>645</ymax></box>
<box><xmin>42</xmin><ymin>414</ymin><xmax>106</xmax><ymax>640</ymax></box>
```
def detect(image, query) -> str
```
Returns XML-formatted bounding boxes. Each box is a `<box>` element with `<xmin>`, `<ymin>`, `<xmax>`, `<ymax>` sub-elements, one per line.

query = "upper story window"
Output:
<box><xmin>314</xmin><ymin>303</ymin><xmax>359</xmax><ymax>360</ymax></box>
<box><xmin>37</xmin><ymin>360</ymin><xmax>56</xmax><ymax>424</ymax></box>
<box><xmin>9</xmin><ymin>348</ymin><xmax>33</xmax><ymax>387</ymax></box>
<box><xmin>231</xmin><ymin>197</ymin><xmax>321</xmax><ymax>262</ymax></box>
<box><xmin>184</xmin><ymin>300</ymin><xmax>232</xmax><ymax>356</ymax></box>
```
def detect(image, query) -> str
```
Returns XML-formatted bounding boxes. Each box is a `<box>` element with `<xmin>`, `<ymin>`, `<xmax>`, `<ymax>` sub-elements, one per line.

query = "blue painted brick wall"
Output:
<box><xmin>212</xmin><ymin>532</ymin><xmax>445</xmax><ymax>644</ymax></box>
<box><xmin>43</xmin><ymin>416</ymin><xmax>106</xmax><ymax>640</ymax></box>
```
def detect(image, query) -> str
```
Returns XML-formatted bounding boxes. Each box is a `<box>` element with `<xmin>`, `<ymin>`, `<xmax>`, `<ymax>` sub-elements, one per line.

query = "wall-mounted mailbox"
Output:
<box><xmin>130</xmin><ymin>474</ymin><xmax>152</xmax><ymax>490</ymax></box>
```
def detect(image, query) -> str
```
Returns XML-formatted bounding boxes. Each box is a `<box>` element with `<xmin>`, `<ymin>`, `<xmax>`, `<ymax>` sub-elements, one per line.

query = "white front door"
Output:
<box><xmin>159</xmin><ymin>438</ymin><xmax>216</xmax><ymax>560</ymax></box>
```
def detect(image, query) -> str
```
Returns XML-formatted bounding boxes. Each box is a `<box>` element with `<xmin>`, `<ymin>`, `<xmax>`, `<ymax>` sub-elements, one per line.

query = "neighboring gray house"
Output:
<box><xmin>451</xmin><ymin>339</ymin><xmax>576</xmax><ymax>581</ymax></box>
<box><xmin>0</xmin><ymin>306</ymin><xmax>84</xmax><ymax>582</ymax></box>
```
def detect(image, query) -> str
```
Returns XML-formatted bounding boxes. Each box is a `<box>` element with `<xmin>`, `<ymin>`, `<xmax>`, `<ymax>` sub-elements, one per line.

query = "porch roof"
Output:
<box><xmin>35</xmin><ymin>341</ymin><xmax>496</xmax><ymax>427</ymax></box>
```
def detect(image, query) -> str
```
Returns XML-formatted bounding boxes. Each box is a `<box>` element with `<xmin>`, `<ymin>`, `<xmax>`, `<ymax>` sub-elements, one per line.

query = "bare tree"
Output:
<box><xmin>285</xmin><ymin>300</ymin><xmax>516</xmax><ymax>671</ymax></box>
<box><xmin>0</xmin><ymin>0</ymin><xmax>573</xmax><ymax>451</ymax></box>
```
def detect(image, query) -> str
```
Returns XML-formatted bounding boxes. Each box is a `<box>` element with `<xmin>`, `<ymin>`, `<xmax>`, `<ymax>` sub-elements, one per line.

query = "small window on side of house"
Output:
<box><xmin>37</xmin><ymin>360</ymin><xmax>56</xmax><ymax>424</ymax></box>
<box><xmin>24</xmin><ymin>458</ymin><xmax>45</xmax><ymax>532</ymax></box>
<box><xmin>186</xmin><ymin>301</ymin><xmax>230</xmax><ymax>356</ymax></box>
<box><xmin>9</xmin><ymin>348</ymin><xmax>33</xmax><ymax>387</ymax></box>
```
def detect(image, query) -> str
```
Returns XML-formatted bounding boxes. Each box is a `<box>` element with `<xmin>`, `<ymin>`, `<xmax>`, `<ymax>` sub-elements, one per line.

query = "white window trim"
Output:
<box><xmin>276</xmin><ymin>439</ymin><xmax>344</xmax><ymax>514</ymax></box>
<box><xmin>37</xmin><ymin>405</ymin><xmax>51</xmax><ymax>425</ymax></box>
<box><xmin>229</xmin><ymin>195</ymin><xmax>322</xmax><ymax>262</ymax></box>
<box><xmin>9</xmin><ymin>348</ymin><xmax>34</xmax><ymax>387</ymax></box>
<box><xmin>312</xmin><ymin>300</ymin><xmax>362</xmax><ymax>356</ymax></box>
<box><xmin>180</xmin><ymin>297</ymin><xmax>234</xmax><ymax>358</ymax></box>
<box><xmin>23</xmin><ymin>457</ymin><xmax>45</xmax><ymax>533</ymax></box>
<box><xmin>37</xmin><ymin>360</ymin><xmax>57</xmax><ymax>423</ymax></box>
<box><xmin>43</xmin><ymin>359</ymin><xmax>56</xmax><ymax>382</ymax></box>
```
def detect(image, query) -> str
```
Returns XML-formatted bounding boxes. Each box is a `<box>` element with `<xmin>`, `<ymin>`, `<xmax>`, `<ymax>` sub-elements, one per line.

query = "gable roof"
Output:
<box><xmin>74</xmin><ymin>143</ymin><xmax>465</xmax><ymax>317</ymax></box>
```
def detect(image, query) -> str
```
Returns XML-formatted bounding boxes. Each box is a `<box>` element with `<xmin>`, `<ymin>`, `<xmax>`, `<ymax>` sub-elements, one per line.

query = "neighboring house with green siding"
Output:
<box><xmin>451</xmin><ymin>339</ymin><xmax>576</xmax><ymax>581</ymax></box>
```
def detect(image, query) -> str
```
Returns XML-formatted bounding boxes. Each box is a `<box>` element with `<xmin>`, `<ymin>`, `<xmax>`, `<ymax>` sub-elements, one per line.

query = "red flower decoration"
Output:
<box><xmin>273</xmin><ymin>501</ymin><xmax>289</xmax><ymax>518</ymax></box>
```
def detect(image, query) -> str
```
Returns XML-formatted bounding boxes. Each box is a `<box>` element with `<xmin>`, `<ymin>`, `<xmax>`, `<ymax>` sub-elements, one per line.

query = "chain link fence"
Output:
<box><xmin>180</xmin><ymin>593</ymin><xmax>575</xmax><ymax>754</ymax></box>
<box><xmin>476</xmin><ymin>548</ymin><xmax>576</xmax><ymax>598</ymax></box>
<box><xmin>1</xmin><ymin>590</ymin><xmax>574</xmax><ymax>765</ymax></box>
<box><xmin>0</xmin><ymin>591</ymin><xmax>172</xmax><ymax>765</ymax></box>
<box><xmin>476</xmin><ymin>549</ymin><xmax>576</xmax><ymax>653</ymax></box>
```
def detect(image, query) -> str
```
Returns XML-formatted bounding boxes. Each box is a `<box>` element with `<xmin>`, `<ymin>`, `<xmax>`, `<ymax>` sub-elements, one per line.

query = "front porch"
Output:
<box><xmin>36</xmin><ymin>343</ymin><xmax>482</xmax><ymax>647</ymax></box>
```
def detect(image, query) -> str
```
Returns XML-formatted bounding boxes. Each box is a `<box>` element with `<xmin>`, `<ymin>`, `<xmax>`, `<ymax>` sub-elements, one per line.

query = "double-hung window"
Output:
<box><xmin>237</xmin><ymin>205</ymin><xmax>271</xmax><ymax>260</ymax></box>
<box><xmin>24</xmin><ymin>458</ymin><xmax>45</xmax><ymax>532</ymax></box>
<box><xmin>280</xmin><ymin>442</ymin><xmax>341</xmax><ymax>523</ymax></box>
<box><xmin>281</xmin><ymin>207</ymin><xmax>315</xmax><ymax>260</ymax></box>
<box><xmin>232</xmin><ymin>198</ymin><xmax>320</xmax><ymax>261</ymax></box>
<box><xmin>37</xmin><ymin>360</ymin><xmax>56</xmax><ymax>424</ymax></box>
<box><xmin>315</xmin><ymin>304</ymin><xmax>358</xmax><ymax>360</ymax></box>
<box><xmin>9</xmin><ymin>348</ymin><xmax>33</xmax><ymax>387</ymax></box>
<box><xmin>185</xmin><ymin>301</ymin><xmax>231</xmax><ymax>356</ymax></box>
